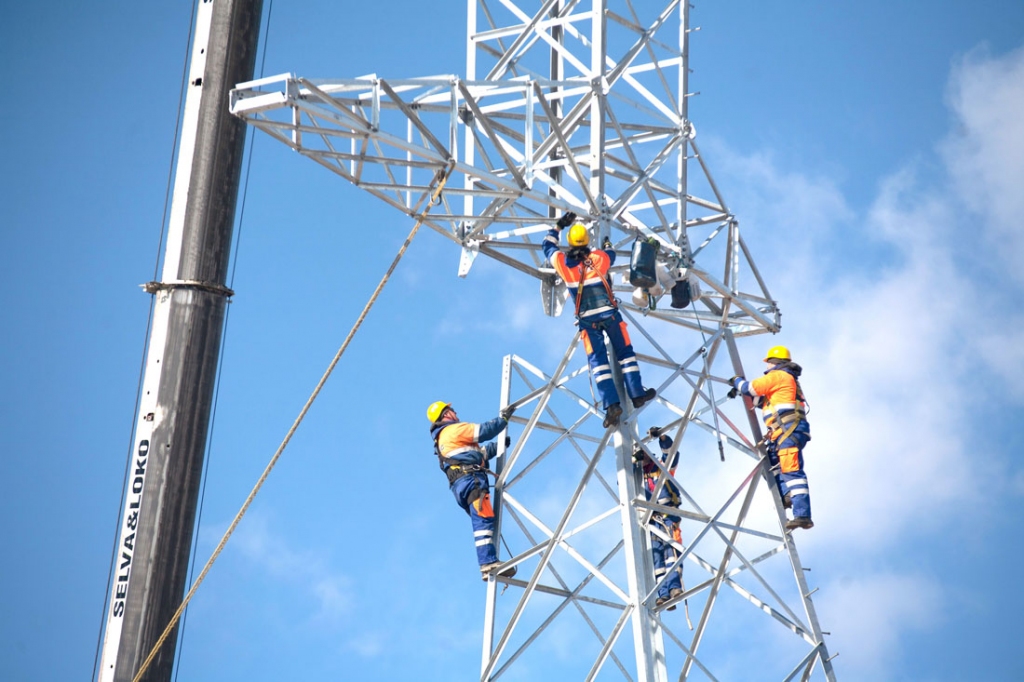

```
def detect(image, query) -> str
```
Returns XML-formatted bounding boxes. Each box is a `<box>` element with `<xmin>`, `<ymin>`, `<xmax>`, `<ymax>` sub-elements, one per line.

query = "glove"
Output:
<box><xmin>727</xmin><ymin>387</ymin><xmax>738</xmax><ymax>399</ymax></box>
<box><xmin>648</xmin><ymin>426</ymin><xmax>662</xmax><ymax>439</ymax></box>
<box><xmin>556</xmin><ymin>211</ymin><xmax>577</xmax><ymax>230</ymax></box>
<box><xmin>504</xmin><ymin>435</ymin><xmax>512</xmax><ymax>448</ymax></box>
<box><xmin>601</xmin><ymin>236</ymin><xmax>612</xmax><ymax>250</ymax></box>
<box><xmin>631</xmin><ymin>447</ymin><xmax>645</xmax><ymax>464</ymax></box>
<box><xmin>500</xmin><ymin>404</ymin><xmax>516</xmax><ymax>421</ymax></box>
<box><xmin>729</xmin><ymin>375</ymin><xmax>743</xmax><ymax>387</ymax></box>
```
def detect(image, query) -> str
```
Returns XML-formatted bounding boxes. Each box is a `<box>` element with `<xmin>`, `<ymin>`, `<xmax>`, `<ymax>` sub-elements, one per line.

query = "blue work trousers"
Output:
<box><xmin>579</xmin><ymin>312</ymin><xmax>645</xmax><ymax>409</ymax></box>
<box><xmin>451</xmin><ymin>472</ymin><xmax>498</xmax><ymax>566</ymax></box>
<box><xmin>652</xmin><ymin>519</ymin><xmax>682</xmax><ymax>599</ymax></box>
<box><xmin>767</xmin><ymin>423</ymin><xmax>812</xmax><ymax>520</ymax></box>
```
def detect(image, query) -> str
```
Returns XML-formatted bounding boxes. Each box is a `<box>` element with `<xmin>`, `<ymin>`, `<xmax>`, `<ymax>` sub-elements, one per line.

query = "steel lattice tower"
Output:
<box><xmin>231</xmin><ymin>1</ymin><xmax>837</xmax><ymax>680</ymax></box>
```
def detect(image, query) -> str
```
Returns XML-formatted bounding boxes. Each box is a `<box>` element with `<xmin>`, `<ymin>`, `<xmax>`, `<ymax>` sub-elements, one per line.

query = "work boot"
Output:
<box><xmin>480</xmin><ymin>562</ymin><xmax>518</xmax><ymax>581</ymax></box>
<box><xmin>667</xmin><ymin>587</ymin><xmax>683</xmax><ymax>611</ymax></box>
<box><xmin>603</xmin><ymin>403</ymin><xmax>623</xmax><ymax>428</ymax></box>
<box><xmin>785</xmin><ymin>517</ymin><xmax>814</xmax><ymax>531</ymax></box>
<box><xmin>655</xmin><ymin>591</ymin><xmax>679</xmax><ymax>612</ymax></box>
<box><xmin>631</xmin><ymin>388</ymin><xmax>656</xmax><ymax>409</ymax></box>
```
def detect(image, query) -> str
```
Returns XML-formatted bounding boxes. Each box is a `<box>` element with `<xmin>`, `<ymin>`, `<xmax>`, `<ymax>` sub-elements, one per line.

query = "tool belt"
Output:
<box><xmin>445</xmin><ymin>463</ymin><xmax>485</xmax><ymax>485</ymax></box>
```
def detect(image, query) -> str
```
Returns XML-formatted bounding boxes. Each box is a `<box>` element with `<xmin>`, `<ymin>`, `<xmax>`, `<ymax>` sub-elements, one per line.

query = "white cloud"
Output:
<box><xmin>817</xmin><ymin>571</ymin><xmax>943</xmax><ymax>680</ymax></box>
<box><xmin>792</xmin><ymin>169</ymin><xmax>984</xmax><ymax>546</ymax></box>
<box><xmin>706</xmin><ymin>45</ymin><xmax>1024</xmax><ymax>551</ymax></box>
<box><xmin>680</xmin><ymin>42</ymin><xmax>1024</xmax><ymax>679</ymax></box>
<box><xmin>345</xmin><ymin>631</ymin><xmax>388</xmax><ymax>657</ymax></box>
<box><xmin>941</xmin><ymin>45</ymin><xmax>1024</xmax><ymax>393</ymax></box>
<box><xmin>700</xmin><ymin>142</ymin><xmax>856</xmax><ymax>294</ymax></box>
<box><xmin>224</xmin><ymin>514</ymin><xmax>354</xmax><ymax>621</ymax></box>
<box><xmin>942</xmin><ymin>44</ymin><xmax>1024</xmax><ymax>281</ymax></box>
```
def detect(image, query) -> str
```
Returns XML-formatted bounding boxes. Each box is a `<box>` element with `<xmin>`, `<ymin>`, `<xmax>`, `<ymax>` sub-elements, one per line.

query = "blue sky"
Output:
<box><xmin>2</xmin><ymin>1</ymin><xmax>1024</xmax><ymax>680</ymax></box>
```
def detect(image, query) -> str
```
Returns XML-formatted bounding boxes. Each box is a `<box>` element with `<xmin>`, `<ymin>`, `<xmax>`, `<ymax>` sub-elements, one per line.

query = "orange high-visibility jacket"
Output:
<box><xmin>746</xmin><ymin>368</ymin><xmax>807</xmax><ymax>437</ymax></box>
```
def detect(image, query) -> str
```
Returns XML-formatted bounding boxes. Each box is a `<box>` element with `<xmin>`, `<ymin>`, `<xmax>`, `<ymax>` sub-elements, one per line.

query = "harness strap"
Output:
<box><xmin>767</xmin><ymin>379</ymin><xmax>808</xmax><ymax>445</ymax></box>
<box><xmin>443</xmin><ymin>462</ymin><xmax>499</xmax><ymax>485</ymax></box>
<box><xmin>773</xmin><ymin>418</ymin><xmax>801</xmax><ymax>447</ymax></box>
<box><xmin>573</xmin><ymin>255</ymin><xmax>616</xmax><ymax>318</ymax></box>
<box><xmin>433</xmin><ymin>428</ymin><xmax>496</xmax><ymax>484</ymax></box>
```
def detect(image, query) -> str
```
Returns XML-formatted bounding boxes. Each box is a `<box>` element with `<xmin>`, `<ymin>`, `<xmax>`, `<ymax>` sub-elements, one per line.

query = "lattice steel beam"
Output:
<box><xmin>231</xmin><ymin>1</ymin><xmax>836</xmax><ymax>680</ymax></box>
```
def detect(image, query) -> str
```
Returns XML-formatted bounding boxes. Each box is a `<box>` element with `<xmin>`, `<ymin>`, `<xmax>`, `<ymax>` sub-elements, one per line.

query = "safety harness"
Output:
<box><xmin>765</xmin><ymin>375</ymin><xmax>809</xmax><ymax>446</ymax></box>
<box><xmin>432</xmin><ymin>422</ymin><xmax>496</xmax><ymax>485</ymax></box>
<box><xmin>572</xmin><ymin>252</ymin><xmax>617</xmax><ymax>318</ymax></box>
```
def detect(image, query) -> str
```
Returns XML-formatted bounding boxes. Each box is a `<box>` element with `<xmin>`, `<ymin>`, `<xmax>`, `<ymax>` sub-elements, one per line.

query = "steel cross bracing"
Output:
<box><xmin>230</xmin><ymin>1</ymin><xmax>836</xmax><ymax>680</ymax></box>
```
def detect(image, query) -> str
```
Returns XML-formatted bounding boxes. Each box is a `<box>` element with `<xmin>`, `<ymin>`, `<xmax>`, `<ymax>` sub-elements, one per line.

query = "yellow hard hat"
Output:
<box><xmin>764</xmin><ymin>345</ymin><xmax>791</xmax><ymax>362</ymax></box>
<box><xmin>567</xmin><ymin>222</ymin><xmax>590</xmax><ymax>248</ymax></box>
<box><xmin>426</xmin><ymin>401</ymin><xmax>451</xmax><ymax>422</ymax></box>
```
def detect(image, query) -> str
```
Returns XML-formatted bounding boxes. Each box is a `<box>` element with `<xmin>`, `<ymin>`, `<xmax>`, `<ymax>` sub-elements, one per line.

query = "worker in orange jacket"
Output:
<box><xmin>729</xmin><ymin>346</ymin><xmax>813</xmax><ymax>531</ymax></box>
<box><xmin>634</xmin><ymin>426</ymin><xmax>684</xmax><ymax>610</ymax></box>
<box><xmin>427</xmin><ymin>400</ymin><xmax>518</xmax><ymax>580</ymax></box>
<box><xmin>542</xmin><ymin>212</ymin><xmax>656</xmax><ymax>428</ymax></box>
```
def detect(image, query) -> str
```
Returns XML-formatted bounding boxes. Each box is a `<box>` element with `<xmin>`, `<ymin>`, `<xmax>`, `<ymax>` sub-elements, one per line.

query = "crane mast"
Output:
<box><xmin>97</xmin><ymin>1</ymin><xmax>262</xmax><ymax>680</ymax></box>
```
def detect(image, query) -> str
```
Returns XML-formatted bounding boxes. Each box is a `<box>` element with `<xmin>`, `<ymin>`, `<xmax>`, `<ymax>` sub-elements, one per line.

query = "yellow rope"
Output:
<box><xmin>131</xmin><ymin>162</ymin><xmax>454</xmax><ymax>682</ymax></box>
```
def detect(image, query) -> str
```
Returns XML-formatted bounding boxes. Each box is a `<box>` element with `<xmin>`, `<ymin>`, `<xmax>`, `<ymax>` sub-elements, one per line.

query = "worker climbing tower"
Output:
<box><xmin>231</xmin><ymin>1</ymin><xmax>836</xmax><ymax>679</ymax></box>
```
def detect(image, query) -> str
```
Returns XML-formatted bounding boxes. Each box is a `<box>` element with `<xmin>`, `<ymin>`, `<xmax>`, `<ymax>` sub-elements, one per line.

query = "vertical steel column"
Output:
<box><xmin>480</xmin><ymin>355</ymin><xmax>515</xmax><ymax>673</ymax></box>
<box><xmin>97</xmin><ymin>1</ymin><xmax>263</xmax><ymax>680</ymax></box>
<box><xmin>678</xmin><ymin>0</ymin><xmax>694</xmax><ymax>261</ymax></box>
<box><xmin>463</xmin><ymin>0</ymin><xmax>478</xmax><ymax>226</ymax></box>
<box><xmin>548</xmin><ymin>0</ymin><xmax>563</xmax><ymax>217</ymax></box>
<box><xmin>588</xmin><ymin>1</ymin><xmax>666</xmax><ymax>679</ymax></box>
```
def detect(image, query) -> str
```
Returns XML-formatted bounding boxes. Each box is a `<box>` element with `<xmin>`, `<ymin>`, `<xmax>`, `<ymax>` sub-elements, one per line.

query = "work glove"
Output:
<box><xmin>631</xmin><ymin>447</ymin><xmax>646</xmax><ymax>464</ymax></box>
<box><xmin>500</xmin><ymin>404</ymin><xmax>516</xmax><ymax>421</ymax></box>
<box><xmin>601</xmin><ymin>236</ymin><xmax>613</xmax><ymax>250</ymax></box>
<box><xmin>556</xmin><ymin>211</ymin><xmax>577</xmax><ymax>230</ymax></box>
<box><xmin>648</xmin><ymin>426</ymin><xmax>662</xmax><ymax>439</ymax></box>
<box><xmin>727</xmin><ymin>387</ymin><xmax>738</xmax><ymax>399</ymax></box>
<box><xmin>505</xmin><ymin>435</ymin><xmax>512</xmax><ymax>448</ymax></box>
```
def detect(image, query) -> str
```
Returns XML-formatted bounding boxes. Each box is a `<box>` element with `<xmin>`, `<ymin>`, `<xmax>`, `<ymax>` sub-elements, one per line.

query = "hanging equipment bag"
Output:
<box><xmin>670</xmin><ymin>279</ymin><xmax>692</xmax><ymax>308</ymax></box>
<box><xmin>629</xmin><ymin>237</ymin><xmax>659</xmax><ymax>289</ymax></box>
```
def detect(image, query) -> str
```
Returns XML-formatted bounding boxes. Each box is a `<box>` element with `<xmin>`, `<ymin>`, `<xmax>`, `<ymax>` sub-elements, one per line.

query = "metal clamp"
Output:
<box><xmin>142</xmin><ymin>280</ymin><xmax>235</xmax><ymax>297</ymax></box>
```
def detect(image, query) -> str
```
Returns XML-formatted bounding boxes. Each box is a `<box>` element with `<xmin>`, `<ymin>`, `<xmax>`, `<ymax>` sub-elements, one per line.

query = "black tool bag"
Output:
<box><xmin>670</xmin><ymin>279</ymin><xmax>693</xmax><ymax>308</ymax></box>
<box><xmin>629</xmin><ymin>237</ymin><xmax>659</xmax><ymax>288</ymax></box>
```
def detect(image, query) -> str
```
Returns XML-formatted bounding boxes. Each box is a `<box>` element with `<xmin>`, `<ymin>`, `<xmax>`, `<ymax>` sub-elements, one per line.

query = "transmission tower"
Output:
<box><xmin>230</xmin><ymin>1</ymin><xmax>836</xmax><ymax>680</ymax></box>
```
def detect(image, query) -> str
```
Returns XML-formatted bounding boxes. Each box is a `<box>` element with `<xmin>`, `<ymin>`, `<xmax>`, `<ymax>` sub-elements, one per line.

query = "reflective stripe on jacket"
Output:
<box><xmin>740</xmin><ymin>366</ymin><xmax>808</xmax><ymax>438</ymax></box>
<box><xmin>438</xmin><ymin>422</ymin><xmax>485</xmax><ymax>463</ymax></box>
<box><xmin>430</xmin><ymin>417</ymin><xmax>507</xmax><ymax>468</ymax></box>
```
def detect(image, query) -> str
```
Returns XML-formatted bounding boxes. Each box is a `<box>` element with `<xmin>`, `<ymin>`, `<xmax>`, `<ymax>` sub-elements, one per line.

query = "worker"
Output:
<box><xmin>634</xmin><ymin>426</ymin><xmax>684</xmax><ymax>610</ymax></box>
<box><xmin>427</xmin><ymin>400</ymin><xmax>518</xmax><ymax>581</ymax></box>
<box><xmin>542</xmin><ymin>212</ymin><xmax>656</xmax><ymax>428</ymax></box>
<box><xmin>728</xmin><ymin>345</ymin><xmax>813</xmax><ymax>531</ymax></box>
